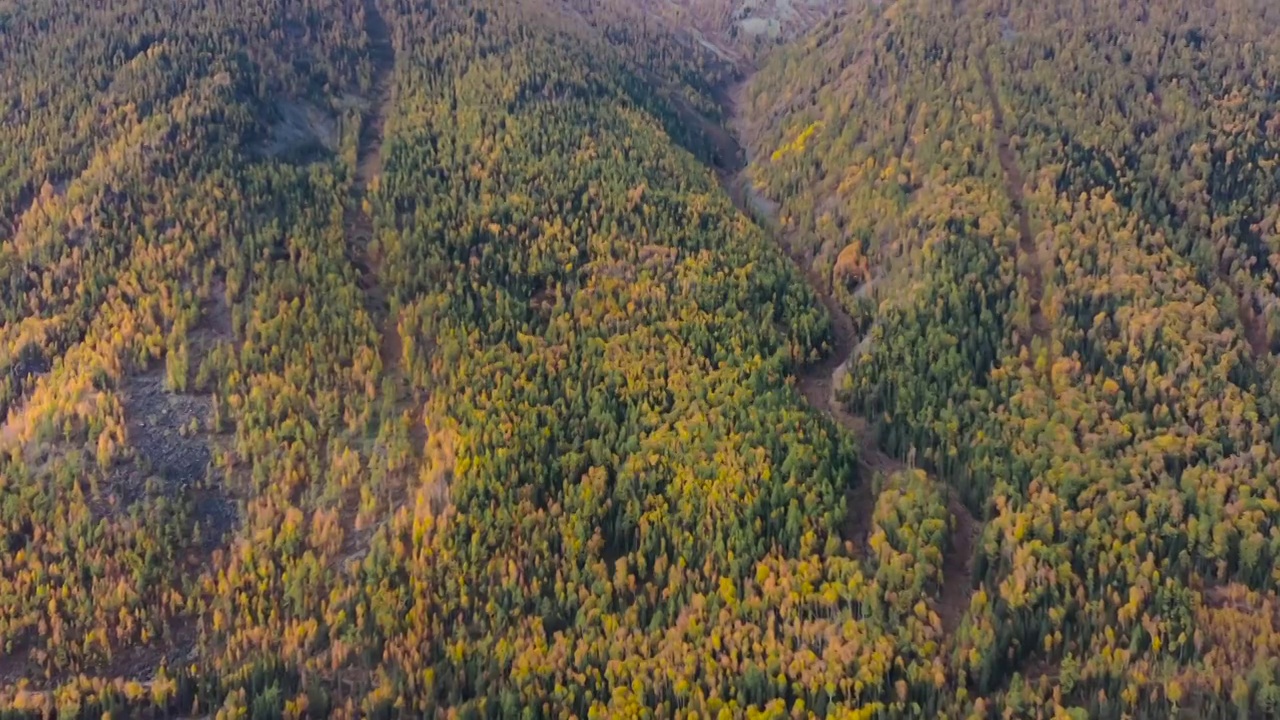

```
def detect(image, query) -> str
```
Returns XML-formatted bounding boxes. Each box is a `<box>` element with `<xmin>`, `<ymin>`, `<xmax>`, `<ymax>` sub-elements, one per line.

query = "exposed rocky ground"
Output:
<box><xmin>111</xmin><ymin>369</ymin><xmax>236</xmax><ymax>542</ymax></box>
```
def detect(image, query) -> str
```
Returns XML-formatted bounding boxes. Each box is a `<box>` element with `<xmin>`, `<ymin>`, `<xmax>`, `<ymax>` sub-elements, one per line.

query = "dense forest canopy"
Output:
<box><xmin>1</xmin><ymin>0</ymin><xmax>1279</xmax><ymax>717</ymax></box>
<box><xmin>745</xmin><ymin>0</ymin><xmax>1280</xmax><ymax>715</ymax></box>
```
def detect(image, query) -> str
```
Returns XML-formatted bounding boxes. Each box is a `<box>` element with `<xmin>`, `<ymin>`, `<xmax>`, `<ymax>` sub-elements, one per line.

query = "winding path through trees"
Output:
<box><xmin>706</xmin><ymin>77</ymin><xmax>979</xmax><ymax>634</ymax></box>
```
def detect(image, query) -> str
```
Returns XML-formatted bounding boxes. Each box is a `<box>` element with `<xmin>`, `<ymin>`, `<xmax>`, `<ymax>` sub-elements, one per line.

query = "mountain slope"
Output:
<box><xmin>742</xmin><ymin>0</ymin><xmax>1280</xmax><ymax>714</ymax></box>
<box><xmin>7</xmin><ymin>0</ymin><xmax>1280</xmax><ymax>716</ymax></box>
<box><xmin>0</xmin><ymin>0</ymin><xmax>873</xmax><ymax>716</ymax></box>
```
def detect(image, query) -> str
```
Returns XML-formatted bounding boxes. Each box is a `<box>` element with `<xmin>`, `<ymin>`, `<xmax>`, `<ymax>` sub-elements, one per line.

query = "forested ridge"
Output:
<box><xmin>2</xmin><ymin>0</ymin><xmax>1280</xmax><ymax>716</ymax></box>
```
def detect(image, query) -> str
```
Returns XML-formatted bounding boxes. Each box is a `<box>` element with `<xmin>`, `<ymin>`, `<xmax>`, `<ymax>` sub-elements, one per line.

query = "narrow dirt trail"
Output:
<box><xmin>354</xmin><ymin>0</ymin><xmax>395</xmax><ymax>193</ymax></box>
<box><xmin>977</xmin><ymin>57</ymin><xmax>1049</xmax><ymax>346</ymax></box>
<box><xmin>1238</xmin><ymin>291</ymin><xmax>1269</xmax><ymax>356</ymax></box>
<box><xmin>345</xmin><ymin>0</ymin><xmax>417</xmax><ymax>424</ymax></box>
<box><xmin>334</xmin><ymin>0</ymin><xmax>425</xmax><ymax>566</ymax></box>
<box><xmin>345</xmin><ymin>0</ymin><xmax>394</xmax><ymax>313</ymax></box>
<box><xmin>710</xmin><ymin>78</ymin><xmax>978</xmax><ymax>631</ymax></box>
<box><xmin>345</xmin><ymin>0</ymin><xmax>392</xmax><ymax>282</ymax></box>
<box><xmin>936</xmin><ymin>491</ymin><xmax>978</xmax><ymax>632</ymax></box>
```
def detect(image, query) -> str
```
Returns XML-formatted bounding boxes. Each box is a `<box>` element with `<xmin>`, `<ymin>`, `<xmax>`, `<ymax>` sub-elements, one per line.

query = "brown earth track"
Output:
<box><xmin>344</xmin><ymin>0</ymin><xmax>395</xmax><ymax>328</ymax></box>
<box><xmin>707</xmin><ymin>77</ymin><xmax>978</xmax><ymax>630</ymax></box>
<box><xmin>937</xmin><ymin>490</ymin><xmax>979</xmax><ymax>632</ymax></box>
<box><xmin>333</xmin><ymin>0</ymin><xmax>428</xmax><ymax>565</ymax></box>
<box><xmin>346</xmin><ymin>0</ymin><xmax>422</xmax><ymax>444</ymax></box>
<box><xmin>1238</xmin><ymin>291</ymin><xmax>1269</xmax><ymax>356</ymax></box>
<box><xmin>977</xmin><ymin>55</ymin><xmax>1050</xmax><ymax>348</ymax></box>
<box><xmin>354</xmin><ymin>0</ymin><xmax>395</xmax><ymax>193</ymax></box>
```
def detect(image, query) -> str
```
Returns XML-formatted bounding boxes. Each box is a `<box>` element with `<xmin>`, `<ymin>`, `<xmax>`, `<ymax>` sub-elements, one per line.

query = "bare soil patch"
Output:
<box><xmin>0</xmin><ymin>618</ymin><xmax>197</xmax><ymax>692</ymax></box>
<box><xmin>258</xmin><ymin>99</ymin><xmax>339</xmax><ymax>163</ymax></box>
<box><xmin>189</xmin><ymin>278</ymin><xmax>235</xmax><ymax>360</ymax></box>
<box><xmin>938</xmin><ymin>489</ymin><xmax>979</xmax><ymax>633</ymax></box>
<box><xmin>110</xmin><ymin>370</ymin><xmax>235</xmax><ymax>541</ymax></box>
<box><xmin>1238</xmin><ymin>290</ymin><xmax>1270</xmax><ymax>356</ymax></box>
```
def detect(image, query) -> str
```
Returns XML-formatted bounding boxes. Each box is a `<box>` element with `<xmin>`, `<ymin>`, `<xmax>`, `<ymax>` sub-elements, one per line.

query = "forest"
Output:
<box><xmin>1</xmin><ymin>0</ymin><xmax>1279</xmax><ymax>717</ymax></box>
<box><xmin>744</xmin><ymin>0</ymin><xmax>1280</xmax><ymax>715</ymax></box>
